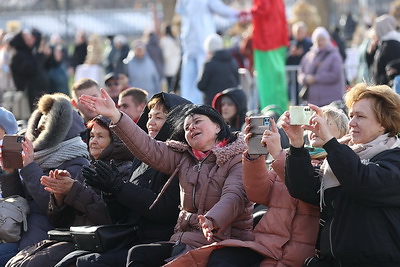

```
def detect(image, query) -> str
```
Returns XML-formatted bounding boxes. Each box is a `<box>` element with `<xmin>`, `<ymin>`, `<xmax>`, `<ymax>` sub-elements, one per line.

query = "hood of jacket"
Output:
<box><xmin>136</xmin><ymin>92</ymin><xmax>192</xmax><ymax>142</ymax></box>
<box><xmin>166</xmin><ymin>132</ymin><xmax>246</xmax><ymax>167</ymax></box>
<box><xmin>212</xmin><ymin>88</ymin><xmax>247</xmax><ymax>132</ymax></box>
<box><xmin>9</xmin><ymin>31</ymin><xmax>32</xmax><ymax>51</ymax></box>
<box><xmin>211</xmin><ymin>49</ymin><xmax>234</xmax><ymax>62</ymax></box>
<box><xmin>26</xmin><ymin>94</ymin><xmax>86</xmax><ymax>151</ymax></box>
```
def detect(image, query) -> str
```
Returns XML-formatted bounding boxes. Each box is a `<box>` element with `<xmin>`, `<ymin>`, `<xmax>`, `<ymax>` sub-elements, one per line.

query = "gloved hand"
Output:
<box><xmin>82</xmin><ymin>165</ymin><xmax>109</xmax><ymax>192</ymax></box>
<box><xmin>93</xmin><ymin>160</ymin><xmax>125</xmax><ymax>195</ymax></box>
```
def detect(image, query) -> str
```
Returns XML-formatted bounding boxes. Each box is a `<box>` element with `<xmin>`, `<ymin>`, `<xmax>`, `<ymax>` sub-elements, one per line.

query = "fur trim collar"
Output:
<box><xmin>26</xmin><ymin>94</ymin><xmax>73</xmax><ymax>151</ymax></box>
<box><xmin>166</xmin><ymin>133</ymin><xmax>246</xmax><ymax>167</ymax></box>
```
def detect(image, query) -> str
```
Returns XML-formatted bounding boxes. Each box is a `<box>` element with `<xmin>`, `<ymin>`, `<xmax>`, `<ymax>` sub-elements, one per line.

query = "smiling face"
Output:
<box><xmin>146</xmin><ymin>106</ymin><xmax>167</xmax><ymax>138</ymax></box>
<box><xmin>348</xmin><ymin>98</ymin><xmax>385</xmax><ymax>144</ymax></box>
<box><xmin>89</xmin><ymin>122</ymin><xmax>111</xmax><ymax>160</ymax></box>
<box><xmin>184</xmin><ymin>114</ymin><xmax>221</xmax><ymax>151</ymax></box>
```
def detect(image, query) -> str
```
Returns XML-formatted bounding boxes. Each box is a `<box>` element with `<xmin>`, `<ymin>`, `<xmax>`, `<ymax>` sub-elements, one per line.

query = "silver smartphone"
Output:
<box><xmin>289</xmin><ymin>106</ymin><xmax>313</xmax><ymax>125</ymax></box>
<box><xmin>248</xmin><ymin>116</ymin><xmax>270</xmax><ymax>155</ymax></box>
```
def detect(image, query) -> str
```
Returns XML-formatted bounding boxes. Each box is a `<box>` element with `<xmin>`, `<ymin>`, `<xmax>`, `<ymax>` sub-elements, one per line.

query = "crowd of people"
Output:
<box><xmin>0</xmin><ymin>0</ymin><xmax>400</xmax><ymax>266</ymax></box>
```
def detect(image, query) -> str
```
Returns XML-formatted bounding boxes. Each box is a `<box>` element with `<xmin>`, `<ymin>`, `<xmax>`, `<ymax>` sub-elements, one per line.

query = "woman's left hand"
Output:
<box><xmin>198</xmin><ymin>215</ymin><xmax>215</xmax><ymax>242</ymax></box>
<box><xmin>303</xmin><ymin>104</ymin><xmax>334</xmax><ymax>145</ymax></box>
<box><xmin>22</xmin><ymin>138</ymin><xmax>34</xmax><ymax>167</ymax></box>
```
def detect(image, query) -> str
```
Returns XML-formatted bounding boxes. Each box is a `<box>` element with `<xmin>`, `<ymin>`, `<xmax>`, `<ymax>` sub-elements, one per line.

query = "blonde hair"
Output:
<box><xmin>321</xmin><ymin>105</ymin><xmax>349</xmax><ymax>138</ymax></box>
<box><xmin>345</xmin><ymin>83</ymin><xmax>400</xmax><ymax>137</ymax></box>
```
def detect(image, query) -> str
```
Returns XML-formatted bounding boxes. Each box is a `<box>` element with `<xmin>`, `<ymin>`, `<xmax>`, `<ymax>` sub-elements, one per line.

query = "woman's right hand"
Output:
<box><xmin>281</xmin><ymin>111</ymin><xmax>305</xmax><ymax>148</ymax></box>
<box><xmin>22</xmin><ymin>138</ymin><xmax>34</xmax><ymax>167</ymax></box>
<box><xmin>79</xmin><ymin>88</ymin><xmax>121</xmax><ymax>123</ymax></box>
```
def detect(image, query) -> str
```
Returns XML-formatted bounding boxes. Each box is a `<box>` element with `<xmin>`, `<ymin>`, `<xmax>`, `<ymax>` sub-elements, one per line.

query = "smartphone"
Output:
<box><xmin>289</xmin><ymin>106</ymin><xmax>313</xmax><ymax>125</ymax></box>
<box><xmin>248</xmin><ymin>116</ymin><xmax>271</xmax><ymax>155</ymax></box>
<box><xmin>248</xmin><ymin>135</ymin><xmax>268</xmax><ymax>155</ymax></box>
<box><xmin>2</xmin><ymin>135</ymin><xmax>24</xmax><ymax>169</ymax></box>
<box><xmin>249</xmin><ymin>116</ymin><xmax>271</xmax><ymax>135</ymax></box>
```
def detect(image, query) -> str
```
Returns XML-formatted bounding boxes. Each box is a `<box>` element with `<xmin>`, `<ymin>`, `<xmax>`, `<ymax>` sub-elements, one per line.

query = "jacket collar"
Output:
<box><xmin>166</xmin><ymin>133</ymin><xmax>246</xmax><ymax>167</ymax></box>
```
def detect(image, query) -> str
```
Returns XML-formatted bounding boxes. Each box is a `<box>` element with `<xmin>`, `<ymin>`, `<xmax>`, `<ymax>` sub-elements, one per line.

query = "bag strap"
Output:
<box><xmin>310</xmin><ymin>51</ymin><xmax>332</xmax><ymax>74</ymax></box>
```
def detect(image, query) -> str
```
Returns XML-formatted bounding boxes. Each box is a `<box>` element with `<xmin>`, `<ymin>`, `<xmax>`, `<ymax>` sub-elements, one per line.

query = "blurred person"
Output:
<box><xmin>9</xmin><ymin>30</ymin><xmax>49</xmax><ymax>111</ymax></box>
<box><xmin>74</xmin><ymin>34</ymin><xmax>105</xmax><ymax>85</ymax></box>
<box><xmin>298</xmin><ymin>26</ymin><xmax>345</xmax><ymax>106</ymax></box>
<box><xmin>160</xmin><ymin>23</ymin><xmax>181</xmax><ymax>93</ymax></box>
<box><xmin>70</xmin><ymin>78</ymin><xmax>101</xmax><ymax>123</ymax></box>
<box><xmin>79</xmin><ymin>90</ymin><xmax>254</xmax><ymax>266</ymax></box>
<box><xmin>117</xmin><ymin>72</ymin><xmax>130</xmax><ymax>92</ymax></box>
<box><xmin>117</xmin><ymin>87</ymin><xmax>148</xmax><ymax>122</ymax></box>
<box><xmin>104</xmin><ymin>34</ymin><xmax>130</xmax><ymax>75</ymax></box>
<box><xmin>212</xmin><ymin>87</ymin><xmax>247</xmax><ymax>132</ymax></box>
<box><xmin>124</xmin><ymin>40</ymin><xmax>161</xmax><ymax>97</ymax></box>
<box><xmin>104</xmin><ymin>72</ymin><xmax>120</xmax><ymax>104</ymax></box>
<box><xmin>145</xmin><ymin>32</ymin><xmax>164</xmax><ymax>81</ymax></box>
<box><xmin>286</xmin><ymin>21</ymin><xmax>312</xmax><ymax>66</ymax></box>
<box><xmin>45</xmin><ymin>44</ymin><xmax>69</xmax><ymax>96</ymax></box>
<box><xmin>197</xmin><ymin>34</ymin><xmax>239</xmax><ymax>106</ymax></box>
<box><xmin>284</xmin><ymin>83</ymin><xmax>400</xmax><ymax>266</ymax></box>
<box><xmin>69</xmin><ymin>30</ymin><xmax>87</xmax><ymax>74</ymax></box>
<box><xmin>175</xmin><ymin>0</ymin><xmax>240</xmax><ymax>104</ymax></box>
<box><xmin>0</xmin><ymin>33</ymin><xmax>16</xmax><ymax>100</ymax></box>
<box><xmin>366</xmin><ymin>14</ymin><xmax>400</xmax><ymax>86</ymax></box>
<box><xmin>0</xmin><ymin>94</ymin><xmax>89</xmax><ymax>263</ymax></box>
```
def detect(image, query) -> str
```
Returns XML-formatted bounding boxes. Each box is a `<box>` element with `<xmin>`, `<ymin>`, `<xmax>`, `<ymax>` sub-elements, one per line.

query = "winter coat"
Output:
<box><xmin>176</xmin><ymin>0</ymin><xmax>239</xmax><ymax>57</ymax></box>
<box><xmin>298</xmin><ymin>45</ymin><xmax>345</xmax><ymax>106</ymax></box>
<box><xmin>104</xmin><ymin>93</ymin><xmax>191</xmax><ymax>243</ymax></box>
<box><xmin>0</xmin><ymin>94</ymin><xmax>91</xmax><ymax>250</ymax></box>
<box><xmin>366</xmin><ymin>31</ymin><xmax>400</xmax><ymax>85</ymax></box>
<box><xmin>160</xmin><ymin>35</ymin><xmax>181</xmax><ymax>77</ymax></box>
<box><xmin>124</xmin><ymin>54</ymin><xmax>161</xmax><ymax>97</ymax></box>
<box><xmin>165</xmin><ymin>150</ymin><xmax>319</xmax><ymax>267</ymax></box>
<box><xmin>197</xmin><ymin>50</ymin><xmax>239</xmax><ymax>106</ymax></box>
<box><xmin>212</xmin><ymin>88</ymin><xmax>247</xmax><ymax>132</ymax></box>
<box><xmin>285</xmin><ymin>138</ymin><xmax>400</xmax><ymax>266</ymax></box>
<box><xmin>111</xmin><ymin>113</ymin><xmax>254</xmax><ymax>251</ymax></box>
<box><xmin>9</xmin><ymin>31</ymin><xmax>49</xmax><ymax>109</ymax></box>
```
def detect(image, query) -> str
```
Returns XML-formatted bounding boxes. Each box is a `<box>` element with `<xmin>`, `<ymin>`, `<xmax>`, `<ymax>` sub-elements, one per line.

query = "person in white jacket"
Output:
<box><xmin>175</xmin><ymin>0</ymin><xmax>240</xmax><ymax>104</ymax></box>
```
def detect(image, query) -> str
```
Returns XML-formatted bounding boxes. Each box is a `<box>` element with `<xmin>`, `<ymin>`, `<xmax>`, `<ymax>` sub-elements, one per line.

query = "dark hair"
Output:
<box><xmin>86</xmin><ymin>115</ymin><xmax>113</xmax><ymax>143</ymax></box>
<box><xmin>169</xmin><ymin>105</ymin><xmax>234</xmax><ymax>144</ymax></box>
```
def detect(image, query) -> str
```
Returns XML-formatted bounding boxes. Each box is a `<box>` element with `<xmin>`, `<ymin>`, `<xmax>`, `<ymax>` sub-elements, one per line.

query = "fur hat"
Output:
<box><xmin>26</xmin><ymin>93</ymin><xmax>85</xmax><ymax>151</ymax></box>
<box><xmin>204</xmin><ymin>34</ymin><xmax>224</xmax><ymax>53</ymax></box>
<box><xmin>374</xmin><ymin>14</ymin><xmax>398</xmax><ymax>39</ymax></box>
<box><xmin>0</xmin><ymin>107</ymin><xmax>18</xmax><ymax>135</ymax></box>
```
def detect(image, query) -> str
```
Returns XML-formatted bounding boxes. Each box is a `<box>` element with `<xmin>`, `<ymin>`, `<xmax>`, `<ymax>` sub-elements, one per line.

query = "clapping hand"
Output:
<box><xmin>83</xmin><ymin>160</ymin><xmax>124</xmax><ymax>195</ymax></box>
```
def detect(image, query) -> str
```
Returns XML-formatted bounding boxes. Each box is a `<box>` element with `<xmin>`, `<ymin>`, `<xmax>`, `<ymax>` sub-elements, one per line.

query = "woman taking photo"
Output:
<box><xmin>79</xmin><ymin>89</ymin><xmax>254</xmax><ymax>266</ymax></box>
<box><xmin>283</xmin><ymin>83</ymin><xmax>400</xmax><ymax>266</ymax></box>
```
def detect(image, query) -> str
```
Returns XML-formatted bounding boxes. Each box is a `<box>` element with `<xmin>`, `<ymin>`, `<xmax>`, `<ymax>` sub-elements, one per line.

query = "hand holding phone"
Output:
<box><xmin>2</xmin><ymin>135</ymin><xmax>24</xmax><ymax>169</ymax></box>
<box><xmin>248</xmin><ymin>116</ymin><xmax>271</xmax><ymax>155</ymax></box>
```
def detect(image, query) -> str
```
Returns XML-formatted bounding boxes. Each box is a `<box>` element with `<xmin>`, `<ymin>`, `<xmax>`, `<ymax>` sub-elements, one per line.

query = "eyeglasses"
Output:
<box><xmin>106</xmin><ymin>82</ymin><xmax>119</xmax><ymax>87</ymax></box>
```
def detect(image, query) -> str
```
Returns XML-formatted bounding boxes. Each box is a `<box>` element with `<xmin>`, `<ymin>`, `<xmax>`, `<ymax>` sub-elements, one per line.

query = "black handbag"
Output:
<box><xmin>70</xmin><ymin>224</ymin><xmax>138</xmax><ymax>253</ymax></box>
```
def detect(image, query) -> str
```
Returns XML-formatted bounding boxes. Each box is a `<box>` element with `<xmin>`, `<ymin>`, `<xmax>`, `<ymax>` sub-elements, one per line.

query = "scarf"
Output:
<box><xmin>191</xmin><ymin>139</ymin><xmax>228</xmax><ymax>160</ymax></box>
<box><xmin>319</xmin><ymin>133</ymin><xmax>400</xmax><ymax>210</ymax></box>
<box><xmin>34</xmin><ymin>136</ymin><xmax>90</xmax><ymax>170</ymax></box>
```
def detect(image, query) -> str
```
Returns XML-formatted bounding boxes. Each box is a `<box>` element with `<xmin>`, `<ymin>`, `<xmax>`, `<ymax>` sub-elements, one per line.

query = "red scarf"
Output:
<box><xmin>192</xmin><ymin>139</ymin><xmax>228</xmax><ymax>160</ymax></box>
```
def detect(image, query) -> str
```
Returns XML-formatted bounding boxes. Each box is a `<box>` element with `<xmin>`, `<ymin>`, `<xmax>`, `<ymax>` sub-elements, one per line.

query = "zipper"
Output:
<box><xmin>191</xmin><ymin>153</ymin><xmax>211</xmax><ymax>210</ymax></box>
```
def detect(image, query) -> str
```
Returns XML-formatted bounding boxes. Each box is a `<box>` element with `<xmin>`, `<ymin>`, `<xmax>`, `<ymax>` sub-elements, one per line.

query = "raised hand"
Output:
<box><xmin>79</xmin><ymin>88</ymin><xmax>121</xmax><ymax>123</ymax></box>
<box><xmin>260</xmin><ymin>118</ymin><xmax>282</xmax><ymax>159</ymax></box>
<box><xmin>281</xmin><ymin>111</ymin><xmax>305</xmax><ymax>148</ymax></box>
<box><xmin>22</xmin><ymin>138</ymin><xmax>34</xmax><ymax>167</ymax></box>
<box><xmin>303</xmin><ymin>104</ymin><xmax>334</xmax><ymax>146</ymax></box>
